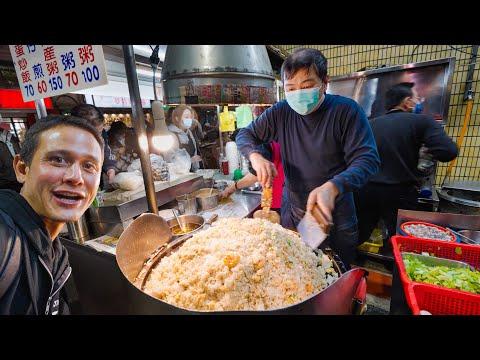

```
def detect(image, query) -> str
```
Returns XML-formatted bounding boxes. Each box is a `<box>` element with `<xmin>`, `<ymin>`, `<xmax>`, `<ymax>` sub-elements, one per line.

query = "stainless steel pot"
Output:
<box><xmin>115</xmin><ymin>213</ymin><xmax>368</xmax><ymax>315</ymax></box>
<box><xmin>67</xmin><ymin>215</ymin><xmax>90</xmax><ymax>244</ymax></box>
<box><xmin>194</xmin><ymin>188</ymin><xmax>220</xmax><ymax>211</ymax></box>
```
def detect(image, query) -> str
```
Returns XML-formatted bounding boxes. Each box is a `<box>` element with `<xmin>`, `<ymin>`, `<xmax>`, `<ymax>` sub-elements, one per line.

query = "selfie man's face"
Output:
<box><xmin>15</xmin><ymin>125</ymin><xmax>102</xmax><ymax>224</ymax></box>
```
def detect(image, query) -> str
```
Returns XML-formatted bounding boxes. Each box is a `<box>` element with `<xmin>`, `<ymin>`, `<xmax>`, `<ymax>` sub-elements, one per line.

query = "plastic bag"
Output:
<box><xmin>127</xmin><ymin>154</ymin><xmax>164</xmax><ymax>172</ymax></box>
<box><xmin>127</xmin><ymin>154</ymin><xmax>169</xmax><ymax>181</ymax></box>
<box><xmin>167</xmin><ymin>148</ymin><xmax>191</xmax><ymax>180</ymax></box>
<box><xmin>219</xmin><ymin>106</ymin><xmax>236</xmax><ymax>132</ymax></box>
<box><xmin>111</xmin><ymin>171</ymin><xmax>144</xmax><ymax>191</ymax></box>
<box><xmin>235</xmin><ymin>105</ymin><xmax>253</xmax><ymax>128</ymax></box>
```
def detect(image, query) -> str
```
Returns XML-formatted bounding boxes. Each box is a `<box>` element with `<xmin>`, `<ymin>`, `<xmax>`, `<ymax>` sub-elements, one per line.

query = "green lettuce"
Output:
<box><xmin>403</xmin><ymin>254</ymin><xmax>480</xmax><ymax>295</ymax></box>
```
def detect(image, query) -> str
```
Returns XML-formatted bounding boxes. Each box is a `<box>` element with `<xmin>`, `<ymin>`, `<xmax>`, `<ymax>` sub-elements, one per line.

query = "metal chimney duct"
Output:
<box><xmin>161</xmin><ymin>45</ymin><xmax>276</xmax><ymax>104</ymax></box>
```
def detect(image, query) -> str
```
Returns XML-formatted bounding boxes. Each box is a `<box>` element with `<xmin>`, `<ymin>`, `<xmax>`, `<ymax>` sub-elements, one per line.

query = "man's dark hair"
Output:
<box><xmin>70</xmin><ymin>104</ymin><xmax>104</xmax><ymax>127</ymax></box>
<box><xmin>281</xmin><ymin>48</ymin><xmax>328</xmax><ymax>82</ymax></box>
<box><xmin>108</xmin><ymin>121</ymin><xmax>128</xmax><ymax>145</ymax></box>
<box><xmin>20</xmin><ymin>115</ymin><xmax>105</xmax><ymax>165</ymax></box>
<box><xmin>385</xmin><ymin>82</ymin><xmax>415</xmax><ymax>110</ymax></box>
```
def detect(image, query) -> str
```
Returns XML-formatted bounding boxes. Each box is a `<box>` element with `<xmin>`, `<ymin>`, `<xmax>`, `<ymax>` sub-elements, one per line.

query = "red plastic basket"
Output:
<box><xmin>391</xmin><ymin>235</ymin><xmax>480</xmax><ymax>315</ymax></box>
<box><xmin>406</xmin><ymin>283</ymin><xmax>480</xmax><ymax>315</ymax></box>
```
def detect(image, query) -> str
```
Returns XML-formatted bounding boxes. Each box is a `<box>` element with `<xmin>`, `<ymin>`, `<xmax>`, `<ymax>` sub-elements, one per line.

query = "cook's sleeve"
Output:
<box><xmin>420</xmin><ymin>116</ymin><xmax>458</xmax><ymax>162</ymax></box>
<box><xmin>330</xmin><ymin>103</ymin><xmax>380</xmax><ymax>195</ymax></box>
<box><xmin>236</xmin><ymin>105</ymin><xmax>279</xmax><ymax>159</ymax></box>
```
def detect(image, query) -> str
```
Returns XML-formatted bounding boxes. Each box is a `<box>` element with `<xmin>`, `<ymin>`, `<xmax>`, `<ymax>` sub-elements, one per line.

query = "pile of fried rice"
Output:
<box><xmin>144</xmin><ymin>218</ymin><xmax>338</xmax><ymax>311</ymax></box>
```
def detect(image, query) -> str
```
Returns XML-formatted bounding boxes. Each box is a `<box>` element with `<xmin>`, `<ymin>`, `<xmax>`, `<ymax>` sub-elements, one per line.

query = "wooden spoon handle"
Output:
<box><xmin>311</xmin><ymin>205</ymin><xmax>333</xmax><ymax>235</ymax></box>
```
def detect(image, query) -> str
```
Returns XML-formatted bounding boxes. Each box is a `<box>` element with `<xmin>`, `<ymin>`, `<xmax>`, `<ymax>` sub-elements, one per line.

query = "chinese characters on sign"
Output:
<box><xmin>9</xmin><ymin>45</ymin><xmax>108</xmax><ymax>102</ymax></box>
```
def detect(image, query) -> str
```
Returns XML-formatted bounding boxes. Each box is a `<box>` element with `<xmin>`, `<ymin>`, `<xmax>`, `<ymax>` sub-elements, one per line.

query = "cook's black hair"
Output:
<box><xmin>20</xmin><ymin>115</ymin><xmax>104</xmax><ymax>165</ymax></box>
<box><xmin>281</xmin><ymin>48</ymin><xmax>328</xmax><ymax>82</ymax></box>
<box><xmin>71</xmin><ymin>103</ymin><xmax>105</xmax><ymax>127</ymax></box>
<box><xmin>385</xmin><ymin>82</ymin><xmax>415</xmax><ymax>110</ymax></box>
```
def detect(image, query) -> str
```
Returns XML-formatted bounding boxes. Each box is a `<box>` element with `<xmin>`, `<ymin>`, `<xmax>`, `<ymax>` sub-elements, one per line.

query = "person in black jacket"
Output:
<box><xmin>0</xmin><ymin>122</ymin><xmax>22</xmax><ymax>192</ymax></box>
<box><xmin>0</xmin><ymin>116</ymin><xmax>104</xmax><ymax>315</ymax></box>
<box><xmin>355</xmin><ymin>82</ymin><xmax>458</xmax><ymax>249</ymax></box>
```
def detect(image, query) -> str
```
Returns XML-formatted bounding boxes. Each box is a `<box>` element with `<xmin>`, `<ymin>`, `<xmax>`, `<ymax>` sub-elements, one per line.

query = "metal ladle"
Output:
<box><xmin>134</xmin><ymin>213</ymin><xmax>218</xmax><ymax>290</ymax></box>
<box><xmin>172</xmin><ymin>208</ymin><xmax>186</xmax><ymax>233</ymax></box>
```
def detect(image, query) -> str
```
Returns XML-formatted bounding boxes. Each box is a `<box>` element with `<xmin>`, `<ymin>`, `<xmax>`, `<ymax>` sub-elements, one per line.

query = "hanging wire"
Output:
<box><xmin>447</xmin><ymin>45</ymin><xmax>473</xmax><ymax>55</ymax></box>
<box><xmin>149</xmin><ymin>45</ymin><xmax>161</xmax><ymax>101</ymax></box>
<box><xmin>410</xmin><ymin>45</ymin><xmax>420</xmax><ymax>62</ymax></box>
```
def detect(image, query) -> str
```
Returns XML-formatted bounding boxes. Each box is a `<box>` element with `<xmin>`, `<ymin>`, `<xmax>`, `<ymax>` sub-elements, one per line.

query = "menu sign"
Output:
<box><xmin>9</xmin><ymin>45</ymin><xmax>108</xmax><ymax>101</ymax></box>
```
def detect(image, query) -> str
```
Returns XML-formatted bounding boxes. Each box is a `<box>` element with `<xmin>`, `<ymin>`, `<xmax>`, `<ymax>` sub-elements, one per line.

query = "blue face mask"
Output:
<box><xmin>285</xmin><ymin>87</ymin><xmax>322</xmax><ymax>115</ymax></box>
<box><xmin>183</xmin><ymin>118</ymin><xmax>193</xmax><ymax>128</ymax></box>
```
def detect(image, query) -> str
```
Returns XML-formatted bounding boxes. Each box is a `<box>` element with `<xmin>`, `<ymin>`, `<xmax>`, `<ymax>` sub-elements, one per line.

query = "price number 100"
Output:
<box><xmin>81</xmin><ymin>65</ymin><xmax>100</xmax><ymax>83</ymax></box>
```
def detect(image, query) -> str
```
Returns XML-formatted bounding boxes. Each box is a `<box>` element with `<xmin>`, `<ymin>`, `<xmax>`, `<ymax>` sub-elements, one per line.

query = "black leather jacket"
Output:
<box><xmin>0</xmin><ymin>190</ymin><xmax>71</xmax><ymax>315</ymax></box>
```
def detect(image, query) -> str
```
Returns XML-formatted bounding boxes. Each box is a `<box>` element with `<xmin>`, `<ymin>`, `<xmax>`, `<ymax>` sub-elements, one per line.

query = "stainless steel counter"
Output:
<box><xmin>86</xmin><ymin>174</ymin><xmax>204</xmax><ymax>237</ymax></box>
<box><xmin>396</xmin><ymin>209</ymin><xmax>480</xmax><ymax>231</ymax></box>
<box><xmin>200</xmin><ymin>191</ymin><xmax>261</xmax><ymax>220</ymax></box>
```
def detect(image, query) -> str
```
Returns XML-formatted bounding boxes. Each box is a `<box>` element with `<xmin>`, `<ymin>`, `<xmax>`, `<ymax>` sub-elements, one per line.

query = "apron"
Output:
<box><xmin>280</xmin><ymin>185</ymin><xmax>359</xmax><ymax>268</ymax></box>
<box><xmin>270</xmin><ymin>142</ymin><xmax>284</xmax><ymax>209</ymax></box>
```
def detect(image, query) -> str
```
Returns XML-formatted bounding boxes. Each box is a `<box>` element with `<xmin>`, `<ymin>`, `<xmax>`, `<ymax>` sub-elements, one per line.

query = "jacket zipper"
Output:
<box><xmin>38</xmin><ymin>257</ymin><xmax>54</xmax><ymax>315</ymax></box>
<box><xmin>50</xmin><ymin>266</ymin><xmax>72</xmax><ymax>299</ymax></box>
<box><xmin>38</xmin><ymin>257</ymin><xmax>72</xmax><ymax>315</ymax></box>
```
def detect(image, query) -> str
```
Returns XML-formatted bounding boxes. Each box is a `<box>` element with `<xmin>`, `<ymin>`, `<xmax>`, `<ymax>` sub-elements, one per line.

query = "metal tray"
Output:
<box><xmin>401</xmin><ymin>252</ymin><xmax>474</xmax><ymax>271</ymax></box>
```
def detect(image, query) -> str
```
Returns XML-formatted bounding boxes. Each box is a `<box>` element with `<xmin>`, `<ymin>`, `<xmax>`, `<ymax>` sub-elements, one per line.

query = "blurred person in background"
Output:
<box><xmin>71</xmin><ymin>104</ymin><xmax>117</xmax><ymax>188</ymax></box>
<box><xmin>107</xmin><ymin>121</ymin><xmax>139</xmax><ymax>173</ymax></box>
<box><xmin>0</xmin><ymin>120</ymin><xmax>22</xmax><ymax>192</ymax></box>
<box><xmin>168</xmin><ymin>105</ymin><xmax>205</xmax><ymax>171</ymax></box>
<box><xmin>355</xmin><ymin>82</ymin><xmax>458</xmax><ymax>250</ymax></box>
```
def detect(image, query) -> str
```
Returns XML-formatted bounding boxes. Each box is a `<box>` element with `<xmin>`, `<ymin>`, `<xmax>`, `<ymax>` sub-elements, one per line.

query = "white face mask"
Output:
<box><xmin>183</xmin><ymin>118</ymin><xmax>193</xmax><ymax>129</ymax></box>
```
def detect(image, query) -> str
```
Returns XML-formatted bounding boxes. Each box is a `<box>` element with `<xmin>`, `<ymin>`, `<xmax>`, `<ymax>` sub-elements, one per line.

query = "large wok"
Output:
<box><xmin>115</xmin><ymin>213</ymin><xmax>368</xmax><ymax>315</ymax></box>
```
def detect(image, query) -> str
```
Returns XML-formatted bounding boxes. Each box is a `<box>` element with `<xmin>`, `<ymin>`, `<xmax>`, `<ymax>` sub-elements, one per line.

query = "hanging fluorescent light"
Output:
<box><xmin>132</xmin><ymin>45</ymin><xmax>153</xmax><ymax>57</ymax></box>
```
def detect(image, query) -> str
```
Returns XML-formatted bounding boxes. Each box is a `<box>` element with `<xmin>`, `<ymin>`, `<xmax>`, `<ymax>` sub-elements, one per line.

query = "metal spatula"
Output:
<box><xmin>298</xmin><ymin>205</ymin><xmax>332</xmax><ymax>249</ymax></box>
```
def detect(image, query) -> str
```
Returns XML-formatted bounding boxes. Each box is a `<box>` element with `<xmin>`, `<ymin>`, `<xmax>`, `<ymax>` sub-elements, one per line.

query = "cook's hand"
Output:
<box><xmin>220</xmin><ymin>185</ymin><xmax>235</xmax><ymax>199</ymax></box>
<box><xmin>306</xmin><ymin>181</ymin><xmax>339</xmax><ymax>225</ymax></box>
<box><xmin>249</xmin><ymin>152</ymin><xmax>277</xmax><ymax>188</ymax></box>
<box><xmin>191</xmin><ymin>155</ymin><xmax>202</xmax><ymax>163</ymax></box>
<box><xmin>106</xmin><ymin>169</ymin><xmax>116</xmax><ymax>184</ymax></box>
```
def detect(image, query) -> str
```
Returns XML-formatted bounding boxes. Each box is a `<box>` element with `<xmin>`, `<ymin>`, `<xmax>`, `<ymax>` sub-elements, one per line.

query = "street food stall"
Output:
<box><xmin>54</xmin><ymin>45</ymin><xmax>369</xmax><ymax>315</ymax></box>
<box><xmin>8</xmin><ymin>44</ymin><xmax>479</xmax><ymax>315</ymax></box>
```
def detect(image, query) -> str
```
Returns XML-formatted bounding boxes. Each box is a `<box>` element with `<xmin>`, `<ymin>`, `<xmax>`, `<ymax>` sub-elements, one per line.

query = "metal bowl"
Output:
<box><xmin>167</xmin><ymin>214</ymin><xmax>204</xmax><ymax>237</ymax></box>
